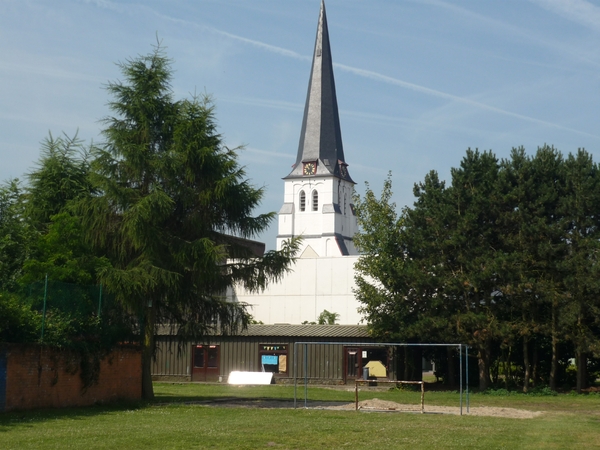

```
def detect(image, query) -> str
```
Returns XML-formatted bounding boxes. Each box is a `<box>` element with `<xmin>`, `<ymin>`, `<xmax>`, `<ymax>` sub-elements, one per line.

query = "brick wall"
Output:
<box><xmin>0</xmin><ymin>344</ymin><xmax>141</xmax><ymax>412</ymax></box>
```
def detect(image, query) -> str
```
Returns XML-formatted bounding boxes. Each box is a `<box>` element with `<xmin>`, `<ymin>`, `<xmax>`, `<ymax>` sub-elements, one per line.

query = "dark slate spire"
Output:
<box><xmin>285</xmin><ymin>1</ymin><xmax>353</xmax><ymax>182</ymax></box>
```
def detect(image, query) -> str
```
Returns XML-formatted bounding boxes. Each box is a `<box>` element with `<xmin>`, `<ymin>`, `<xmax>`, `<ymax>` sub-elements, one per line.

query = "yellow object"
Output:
<box><xmin>364</xmin><ymin>360</ymin><xmax>387</xmax><ymax>377</ymax></box>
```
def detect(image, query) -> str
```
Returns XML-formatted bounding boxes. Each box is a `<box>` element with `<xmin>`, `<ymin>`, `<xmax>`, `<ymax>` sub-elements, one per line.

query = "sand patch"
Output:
<box><xmin>324</xmin><ymin>398</ymin><xmax>542</xmax><ymax>419</ymax></box>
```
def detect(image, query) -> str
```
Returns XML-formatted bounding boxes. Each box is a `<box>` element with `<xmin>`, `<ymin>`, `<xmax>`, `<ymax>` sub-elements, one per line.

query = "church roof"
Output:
<box><xmin>285</xmin><ymin>1</ymin><xmax>354</xmax><ymax>183</ymax></box>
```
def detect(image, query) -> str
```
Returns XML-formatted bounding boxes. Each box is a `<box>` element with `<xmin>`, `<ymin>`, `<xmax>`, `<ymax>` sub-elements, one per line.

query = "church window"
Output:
<box><xmin>312</xmin><ymin>190</ymin><xmax>318</xmax><ymax>211</ymax></box>
<box><xmin>299</xmin><ymin>190</ymin><xmax>306</xmax><ymax>211</ymax></box>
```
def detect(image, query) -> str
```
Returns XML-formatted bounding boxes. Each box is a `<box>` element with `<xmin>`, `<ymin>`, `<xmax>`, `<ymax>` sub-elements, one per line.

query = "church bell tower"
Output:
<box><xmin>276</xmin><ymin>1</ymin><xmax>358</xmax><ymax>257</ymax></box>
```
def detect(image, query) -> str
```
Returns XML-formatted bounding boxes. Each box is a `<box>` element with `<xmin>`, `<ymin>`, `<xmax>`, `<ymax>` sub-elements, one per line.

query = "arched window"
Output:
<box><xmin>299</xmin><ymin>190</ymin><xmax>306</xmax><ymax>211</ymax></box>
<box><xmin>312</xmin><ymin>190</ymin><xmax>318</xmax><ymax>211</ymax></box>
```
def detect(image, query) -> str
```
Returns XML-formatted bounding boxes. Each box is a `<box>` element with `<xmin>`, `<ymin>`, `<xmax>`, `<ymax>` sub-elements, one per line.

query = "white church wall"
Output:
<box><xmin>235</xmin><ymin>255</ymin><xmax>363</xmax><ymax>325</ymax></box>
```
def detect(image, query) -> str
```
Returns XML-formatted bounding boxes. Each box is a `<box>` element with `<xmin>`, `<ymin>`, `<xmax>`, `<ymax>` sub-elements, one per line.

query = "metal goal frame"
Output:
<box><xmin>293</xmin><ymin>342</ymin><xmax>470</xmax><ymax>415</ymax></box>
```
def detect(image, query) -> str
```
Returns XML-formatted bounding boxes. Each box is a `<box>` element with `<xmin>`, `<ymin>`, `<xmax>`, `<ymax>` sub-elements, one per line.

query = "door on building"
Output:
<box><xmin>344</xmin><ymin>347</ymin><xmax>361</xmax><ymax>382</ymax></box>
<box><xmin>344</xmin><ymin>346</ymin><xmax>389</xmax><ymax>383</ymax></box>
<box><xmin>191</xmin><ymin>345</ymin><xmax>220</xmax><ymax>382</ymax></box>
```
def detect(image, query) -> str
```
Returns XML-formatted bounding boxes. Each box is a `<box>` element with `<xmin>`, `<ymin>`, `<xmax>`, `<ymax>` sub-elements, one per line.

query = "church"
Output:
<box><xmin>231</xmin><ymin>0</ymin><xmax>363</xmax><ymax>326</ymax></box>
<box><xmin>152</xmin><ymin>2</ymin><xmax>381</xmax><ymax>384</ymax></box>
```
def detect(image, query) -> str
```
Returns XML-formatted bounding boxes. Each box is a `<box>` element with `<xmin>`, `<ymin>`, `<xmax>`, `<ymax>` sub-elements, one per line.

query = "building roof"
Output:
<box><xmin>242</xmin><ymin>324</ymin><xmax>369</xmax><ymax>338</ymax></box>
<box><xmin>285</xmin><ymin>0</ymin><xmax>353</xmax><ymax>183</ymax></box>
<box><xmin>157</xmin><ymin>323</ymin><xmax>370</xmax><ymax>338</ymax></box>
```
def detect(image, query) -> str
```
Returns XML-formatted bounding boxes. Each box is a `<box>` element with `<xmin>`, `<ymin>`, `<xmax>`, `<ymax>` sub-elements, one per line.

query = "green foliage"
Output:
<box><xmin>0</xmin><ymin>44</ymin><xmax>299</xmax><ymax>397</ymax></box>
<box><xmin>478</xmin><ymin>386</ymin><xmax>558</xmax><ymax>397</ymax></box>
<box><xmin>317</xmin><ymin>310</ymin><xmax>340</xmax><ymax>325</ymax></box>
<box><xmin>19</xmin><ymin>132</ymin><xmax>105</xmax><ymax>286</ymax></box>
<box><xmin>0</xmin><ymin>180</ymin><xmax>34</xmax><ymax>292</ymax></box>
<box><xmin>0</xmin><ymin>292</ymin><xmax>40</xmax><ymax>343</ymax></box>
<box><xmin>20</xmin><ymin>212</ymin><xmax>110</xmax><ymax>285</ymax></box>
<box><xmin>22</xmin><ymin>279</ymin><xmax>136</xmax><ymax>388</ymax></box>
<box><xmin>25</xmin><ymin>132</ymin><xmax>92</xmax><ymax>228</ymax></box>
<box><xmin>354</xmin><ymin>146</ymin><xmax>600</xmax><ymax>393</ymax></box>
<box><xmin>0</xmin><ymin>132</ymin><xmax>133</xmax><ymax>388</ymax></box>
<box><xmin>527</xmin><ymin>386</ymin><xmax>558</xmax><ymax>397</ymax></box>
<box><xmin>77</xmin><ymin>43</ymin><xmax>298</xmax><ymax>398</ymax></box>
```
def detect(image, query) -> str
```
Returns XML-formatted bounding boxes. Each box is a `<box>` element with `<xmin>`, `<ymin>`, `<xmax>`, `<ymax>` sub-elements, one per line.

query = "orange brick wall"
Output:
<box><xmin>2</xmin><ymin>344</ymin><xmax>141</xmax><ymax>412</ymax></box>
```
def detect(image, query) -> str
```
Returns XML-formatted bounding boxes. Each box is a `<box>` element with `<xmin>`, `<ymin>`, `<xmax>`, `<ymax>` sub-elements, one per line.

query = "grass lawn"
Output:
<box><xmin>1</xmin><ymin>383</ymin><xmax>599</xmax><ymax>449</ymax></box>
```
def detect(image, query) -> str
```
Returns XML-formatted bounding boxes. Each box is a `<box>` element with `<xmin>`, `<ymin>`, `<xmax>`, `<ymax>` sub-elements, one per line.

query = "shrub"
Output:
<box><xmin>0</xmin><ymin>292</ymin><xmax>40</xmax><ymax>343</ymax></box>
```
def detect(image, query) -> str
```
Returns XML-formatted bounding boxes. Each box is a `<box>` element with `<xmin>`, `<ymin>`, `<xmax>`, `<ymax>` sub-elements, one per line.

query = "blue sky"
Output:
<box><xmin>2</xmin><ymin>0</ymin><xmax>600</xmax><ymax>249</ymax></box>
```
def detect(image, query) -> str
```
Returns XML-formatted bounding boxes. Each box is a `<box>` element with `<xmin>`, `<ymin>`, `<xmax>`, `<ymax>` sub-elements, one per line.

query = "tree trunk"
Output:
<box><xmin>446</xmin><ymin>347</ymin><xmax>456</xmax><ymax>388</ymax></box>
<box><xmin>504</xmin><ymin>346</ymin><xmax>512</xmax><ymax>390</ymax></box>
<box><xmin>523</xmin><ymin>335</ymin><xmax>530</xmax><ymax>393</ymax></box>
<box><xmin>141</xmin><ymin>303</ymin><xmax>156</xmax><ymax>400</ymax></box>
<box><xmin>576</xmin><ymin>349</ymin><xmax>587</xmax><ymax>394</ymax></box>
<box><xmin>403</xmin><ymin>347</ymin><xmax>410</xmax><ymax>381</ymax></box>
<box><xmin>410</xmin><ymin>347</ymin><xmax>423</xmax><ymax>381</ymax></box>
<box><xmin>532</xmin><ymin>340</ymin><xmax>539</xmax><ymax>388</ymax></box>
<box><xmin>549</xmin><ymin>300</ymin><xmax>558</xmax><ymax>391</ymax></box>
<box><xmin>477</xmin><ymin>340</ymin><xmax>492</xmax><ymax>391</ymax></box>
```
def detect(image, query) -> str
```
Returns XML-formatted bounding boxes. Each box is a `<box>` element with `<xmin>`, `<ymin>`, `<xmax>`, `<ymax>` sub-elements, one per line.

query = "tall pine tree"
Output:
<box><xmin>79</xmin><ymin>45</ymin><xmax>299</xmax><ymax>398</ymax></box>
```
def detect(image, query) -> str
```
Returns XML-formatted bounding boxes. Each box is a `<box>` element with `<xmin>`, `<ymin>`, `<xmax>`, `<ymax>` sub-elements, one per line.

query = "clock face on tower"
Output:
<box><xmin>339</xmin><ymin>164</ymin><xmax>348</xmax><ymax>178</ymax></box>
<box><xmin>303</xmin><ymin>162</ymin><xmax>316</xmax><ymax>175</ymax></box>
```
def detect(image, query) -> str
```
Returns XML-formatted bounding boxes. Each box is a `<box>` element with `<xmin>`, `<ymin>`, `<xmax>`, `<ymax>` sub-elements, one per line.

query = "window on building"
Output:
<box><xmin>299</xmin><ymin>190</ymin><xmax>306</xmax><ymax>211</ymax></box>
<box><xmin>312</xmin><ymin>190</ymin><xmax>318</xmax><ymax>211</ymax></box>
<box><xmin>259</xmin><ymin>344</ymin><xmax>288</xmax><ymax>374</ymax></box>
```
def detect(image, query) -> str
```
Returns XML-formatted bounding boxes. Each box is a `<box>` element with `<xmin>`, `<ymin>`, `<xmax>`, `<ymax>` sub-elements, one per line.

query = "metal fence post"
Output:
<box><xmin>97</xmin><ymin>284</ymin><xmax>103</xmax><ymax>317</ymax></box>
<box><xmin>459</xmin><ymin>344</ymin><xmax>463</xmax><ymax>416</ymax></box>
<box><xmin>304</xmin><ymin>343</ymin><xmax>308</xmax><ymax>408</ymax></box>
<box><xmin>293</xmin><ymin>342</ymin><xmax>297</xmax><ymax>409</ymax></box>
<box><xmin>40</xmin><ymin>274</ymin><xmax>48</xmax><ymax>342</ymax></box>
<box><xmin>466</xmin><ymin>345</ymin><xmax>469</xmax><ymax>413</ymax></box>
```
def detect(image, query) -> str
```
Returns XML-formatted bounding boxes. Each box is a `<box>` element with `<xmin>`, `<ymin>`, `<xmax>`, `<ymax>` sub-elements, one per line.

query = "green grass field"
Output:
<box><xmin>1</xmin><ymin>383</ymin><xmax>599</xmax><ymax>449</ymax></box>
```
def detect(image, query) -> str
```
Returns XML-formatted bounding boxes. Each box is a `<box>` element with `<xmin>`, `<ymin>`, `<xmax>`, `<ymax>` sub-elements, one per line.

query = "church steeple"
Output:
<box><xmin>277</xmin><ymin>1</ymin><xmax>358</xmax><ymax>257</ymax></box>
<box><xmin>285</xmin><ymin>0</ymin><xmax>352</xmax><ymax>183</ymax></box>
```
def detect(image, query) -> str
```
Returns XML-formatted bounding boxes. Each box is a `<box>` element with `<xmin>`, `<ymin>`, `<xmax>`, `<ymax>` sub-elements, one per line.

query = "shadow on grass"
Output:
<box><xmin>0</xmin><ymin>394</ymin><xmax>350</xmax><ymax>433</ymax></box>
<box><xmin>158</xmin><ymin>396</ymin><xmax>351</xmax><ymax>409</ymax></box>
<box><xmin>0</xmin><ymin>399</ymin><xmax>148</xmax><ymax>432</ymax></box>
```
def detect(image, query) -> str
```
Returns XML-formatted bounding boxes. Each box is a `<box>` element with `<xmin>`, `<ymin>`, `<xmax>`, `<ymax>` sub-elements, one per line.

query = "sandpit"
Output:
<box><xmin>200</xmin><ymin>397</ymin><xmax>542</xmax><ymax>419</ymax></box>
<box><xmin>324</xmin><ymin>398</ymin><xmax>542</xmax><ymax>419</ymax></box>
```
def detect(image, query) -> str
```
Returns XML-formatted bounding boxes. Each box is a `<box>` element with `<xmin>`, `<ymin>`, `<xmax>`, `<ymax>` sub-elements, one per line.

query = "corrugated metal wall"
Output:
<box><xmin>152</xmin><ymin>339</ymin><xmax>192</xmax><ymax>380</ymax></box>
<box><xmin>152</xmin><ymin>336</ymin><xmax>374</xmax><ymax>383</ymax></box>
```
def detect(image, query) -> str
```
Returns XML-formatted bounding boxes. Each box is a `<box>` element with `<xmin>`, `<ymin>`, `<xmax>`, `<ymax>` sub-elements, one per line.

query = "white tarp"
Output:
<box><xmin>228</xmin><ymin>371</ymin><xmax>274</xmax><ymax>385</ymax></box>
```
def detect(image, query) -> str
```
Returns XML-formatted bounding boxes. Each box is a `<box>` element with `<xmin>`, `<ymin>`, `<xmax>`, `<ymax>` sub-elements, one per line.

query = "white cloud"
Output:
<box><xmin>530</xmin><ymin>0</ymin><xmax>600</xmax><ymax>31</ymax></box>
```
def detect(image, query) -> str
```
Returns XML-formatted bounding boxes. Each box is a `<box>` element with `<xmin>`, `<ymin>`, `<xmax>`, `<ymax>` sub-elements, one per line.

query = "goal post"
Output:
<box><xmin>293</xmin><ymin>342</ymin><xmax>469</xmax><ymax>415</ymax></box>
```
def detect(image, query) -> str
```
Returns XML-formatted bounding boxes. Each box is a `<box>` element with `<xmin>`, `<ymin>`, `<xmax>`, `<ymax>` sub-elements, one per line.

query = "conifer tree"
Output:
<box><xmin>559</xmin><ymin>149</ymin><xmax>600</xmax><ymax>392</ymax></box>
<box><xmin>79</xmin><ymin>45</ymin><xmax>298</xmax><ymax>398</ymax></box>
<box><xmin>499</xmin><ymin>146</ymin><xmax>566</xmax><ymax>391</ymax></box>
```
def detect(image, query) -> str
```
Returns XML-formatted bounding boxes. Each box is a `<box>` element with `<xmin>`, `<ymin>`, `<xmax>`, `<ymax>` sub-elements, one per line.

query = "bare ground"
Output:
<box><xmin>326</xmin><ymin>398</ymin><xmax>542</xmax><ymax>419</ymax></box>
<box><xmin>197</xmin><ymin>397</ymin><xmax>542</xmax><ymax>419</ymax></box>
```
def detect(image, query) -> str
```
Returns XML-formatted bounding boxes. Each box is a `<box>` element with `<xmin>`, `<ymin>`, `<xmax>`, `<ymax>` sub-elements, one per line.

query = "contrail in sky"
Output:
<box><xmin>334</xmin><ymin>63</ymin><xmax>599</xmax><ymax>139</ymax></box>
<box><xmin>84</xmin><ymin>0</ymin><xmax>600</xmax><ymax>140</ymax></box>
<box><xmin>529</xmin><ymin>0</ymin><xmax>600</xmax><ymax>31</ymax></box>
